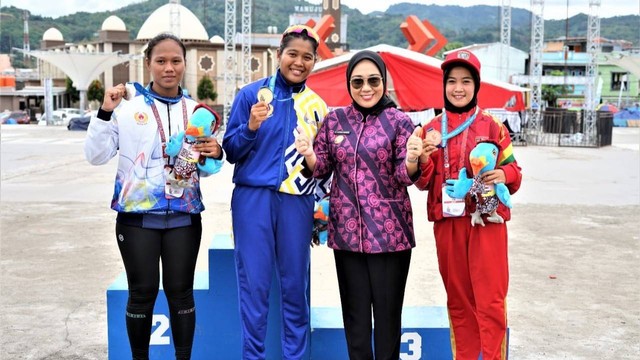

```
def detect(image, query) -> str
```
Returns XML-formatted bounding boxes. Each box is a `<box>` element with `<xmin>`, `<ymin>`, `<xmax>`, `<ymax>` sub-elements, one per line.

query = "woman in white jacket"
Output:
<box><xmin>84</xmin><ymin>33</ymin><xmax>223</xmax><ymax>360</ymax></box>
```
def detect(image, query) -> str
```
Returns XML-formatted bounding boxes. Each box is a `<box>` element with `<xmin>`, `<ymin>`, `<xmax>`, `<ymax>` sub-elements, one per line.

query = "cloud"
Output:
<box><xmin>4</xmin><ymin>0</ymin><xmax>637</xmax><ymax>20</ymax></box>
<box><xmin>3</xmin><ymin>0</ymin><xmax>141</xmax><ymax>18</ymax></box>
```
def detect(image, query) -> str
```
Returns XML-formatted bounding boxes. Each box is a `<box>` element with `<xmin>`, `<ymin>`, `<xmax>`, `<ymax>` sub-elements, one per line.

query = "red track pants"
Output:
<box><xmin>434</xmin><ymin>217</ymin><xmax>509</xmax><ymax>360</ymax></box>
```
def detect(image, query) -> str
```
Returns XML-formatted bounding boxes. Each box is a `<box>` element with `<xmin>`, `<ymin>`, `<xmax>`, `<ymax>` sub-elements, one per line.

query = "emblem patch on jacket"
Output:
<box><xmin>134</xmin><ymin>112</ymin><xmax>149</xmax><ymax>125</ymax></box>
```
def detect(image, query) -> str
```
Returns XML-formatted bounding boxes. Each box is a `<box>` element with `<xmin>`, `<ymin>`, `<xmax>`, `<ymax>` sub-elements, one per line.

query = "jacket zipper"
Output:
<box><xmin>278</xmin><ymin>89</ymin><xmax>292</xmax><ymax>189</ymax></box>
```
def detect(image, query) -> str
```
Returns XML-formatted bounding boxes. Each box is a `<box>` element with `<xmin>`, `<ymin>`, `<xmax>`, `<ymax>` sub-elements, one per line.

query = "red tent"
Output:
<box><xmin>306</xmin><ymin>44</ymin><xmax>528</xmax><ymax>112</ymax></box>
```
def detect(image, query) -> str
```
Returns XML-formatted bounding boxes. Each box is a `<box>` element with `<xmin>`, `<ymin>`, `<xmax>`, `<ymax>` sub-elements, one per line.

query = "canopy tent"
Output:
<box><xmin>307</xmin><ymin>44</ymin><xmax>528</xmax><ymax>112</ymax></box>
<box><xmin>14</xmin><ymin>48</ymin><xmax>137</xmax><ymax>112</ymax></box>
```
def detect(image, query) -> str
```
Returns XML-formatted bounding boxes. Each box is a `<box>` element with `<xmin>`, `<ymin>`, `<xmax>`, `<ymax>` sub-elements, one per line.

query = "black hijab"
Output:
<box><xmin>346</xmin><ymin>50</ymin><xmax>396</xmax><ymax>120</ymax></box>
<box><xmin>442</xmin><ymin>63</ymin><xmax>481</xmax><ymax>114</ymax></box>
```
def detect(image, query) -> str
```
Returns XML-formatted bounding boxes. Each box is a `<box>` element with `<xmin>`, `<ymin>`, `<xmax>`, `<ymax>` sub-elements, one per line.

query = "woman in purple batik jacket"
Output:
<box><xmin>295</xmin><ymin>50</ymin><xmax>424</xmax><ymax>360</ymax></box>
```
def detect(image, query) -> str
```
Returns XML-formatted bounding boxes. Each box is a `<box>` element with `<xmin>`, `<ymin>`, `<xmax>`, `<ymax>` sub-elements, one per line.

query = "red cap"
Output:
<box><xmin>441</xmin><ymin>50</ymin><xmax>481</xmax><ymax>76</ymax></box>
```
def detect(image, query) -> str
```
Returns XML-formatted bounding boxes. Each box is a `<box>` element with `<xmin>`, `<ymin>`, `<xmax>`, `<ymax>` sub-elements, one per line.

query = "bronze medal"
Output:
<box><xmin>425</xmin><ymin>129</ymin><xmax>442</xmax><ymax>147</ymax></box>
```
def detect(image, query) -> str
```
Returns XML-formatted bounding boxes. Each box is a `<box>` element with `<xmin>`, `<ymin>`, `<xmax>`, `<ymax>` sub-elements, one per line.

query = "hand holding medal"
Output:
<box><xmin>425</xmin><ymin>129</ymin><xmax>442</xmax><ymax>147</ymax></box>
<box><xmin>419</xmin><ymin>128</ymin><xmax>442</xmax><ymax>164</ymax></box>
<box><xmin>257</xmin><ymin>87</ymin><xmax>274</xmax><ymax>117</ymax></box>
<box><xmin>249</xmin><ymin>87</ymin><xmax>274</xmax><ymax>131</ymax></box>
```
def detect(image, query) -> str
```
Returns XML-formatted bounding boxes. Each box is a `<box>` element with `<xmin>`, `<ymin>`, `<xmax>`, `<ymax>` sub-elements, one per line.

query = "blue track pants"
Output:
<box><xmin>231</xmin><ymin>186</ymin><xmax>314</xmax><ymax>360</ymax></box>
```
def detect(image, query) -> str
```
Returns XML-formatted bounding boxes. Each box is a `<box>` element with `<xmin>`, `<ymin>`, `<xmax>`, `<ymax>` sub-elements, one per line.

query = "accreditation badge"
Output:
<box><xmin>164</xmin><ymin>165</ymin><xmax>185</xmax><ymax>199</ymax></box>
<box><xmin>442</xmin><ymin>183</ymin><xmax>465</xmax><ymax>217</ymax></box>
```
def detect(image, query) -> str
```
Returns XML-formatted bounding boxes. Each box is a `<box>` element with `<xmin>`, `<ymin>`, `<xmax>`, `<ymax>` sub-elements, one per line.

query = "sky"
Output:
<box><xmin>1</xmin><ymin>0</ymin><xmax>637</xmax><ymax>20</ymax></box>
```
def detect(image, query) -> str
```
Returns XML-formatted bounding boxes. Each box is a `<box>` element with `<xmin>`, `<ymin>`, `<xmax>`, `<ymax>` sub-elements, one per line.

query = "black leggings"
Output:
<box><xmin>116</xmin><ymin>222</ymin><xmax>202</xmax><ymax>360</ymax></box>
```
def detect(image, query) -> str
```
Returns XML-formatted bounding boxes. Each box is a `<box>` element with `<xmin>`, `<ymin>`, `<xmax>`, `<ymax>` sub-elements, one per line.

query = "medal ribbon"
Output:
<box><xmin>443</xmin><ymin>127</ymin><xmax>470</xmax><ymax>180</ymax></box>
<box><xmin>149</xmin><ymin>97</ymin><xmax>188</xmax><ymax>159</ymax></box>
<box><xmin>133</xmin><ymin>82</ymin><xmax>183</xmax><ymax>105</ymax></box>
<box><xmin>441</xmin><ymin>107</ymin><xmax>479</xmax><ymax>148</ymax></box>
<box><xmin>267</xmin><ymin>74</ymin><xmax>294</xmax><ymax>102</ymax></box>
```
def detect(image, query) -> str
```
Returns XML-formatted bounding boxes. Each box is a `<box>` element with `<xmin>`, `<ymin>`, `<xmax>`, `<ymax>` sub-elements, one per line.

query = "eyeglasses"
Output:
<box><xmin>281</xmin><ymin>25</ymin><xmax>320</xmax><ymax>44</ymax></box>
<box><xmin>350</xmin><ymin>76</ymin><xmax>383</xmax><ymax>90</ymax></box>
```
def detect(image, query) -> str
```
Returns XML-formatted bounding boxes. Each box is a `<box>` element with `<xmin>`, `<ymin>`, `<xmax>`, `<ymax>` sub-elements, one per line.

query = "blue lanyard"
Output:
<box><xmin>267</xmin><ymin>74</ymin><xmax>296</xmax><ymax>102</ymax></box>
<box><xmin>268</xmin><ymin>75</ymin><xmax>277</xmax><ymax>98</ymax></box>
<box><xmin>133</xmin><ymin>82</ymin><xmax>183</xmax><ymax>105</ymax></box>
<box><xmin>441</xmin><ymin>107</ymin><xmax>479</xmax><ymax>148</ymax></box>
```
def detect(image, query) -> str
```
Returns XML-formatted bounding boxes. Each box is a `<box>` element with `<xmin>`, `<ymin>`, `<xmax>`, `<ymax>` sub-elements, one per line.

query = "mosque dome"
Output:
<box><xmin>136</xmin><ymin>3</ymin><xmax>208</xmax><ymax>41</ymax></box>
<box><xmin>209</xmin><ymin>35</ymin><xmax>224</xmax><ymax>44</ymax></box>
<box><xmin>101</xmin><ymin>15</ymin><xmax>127</xmax><ymax>31</ymax></box>
<box><xmin>42</xmin><ymin>28</ymin><xmax>64</xmax><ymax>41</ymax></box>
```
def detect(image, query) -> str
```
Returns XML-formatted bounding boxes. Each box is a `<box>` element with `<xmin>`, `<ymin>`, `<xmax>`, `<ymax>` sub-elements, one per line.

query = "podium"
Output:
<box><xmin>107</xmin><ymin>234</ymin><xmax>507</xmax><ymax>359</ymax></box>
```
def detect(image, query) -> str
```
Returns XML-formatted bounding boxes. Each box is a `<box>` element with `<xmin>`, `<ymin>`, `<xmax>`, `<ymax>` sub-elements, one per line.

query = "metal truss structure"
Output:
<box><xmin>169</xmin><ymin>0</ymin><xmax>180</xmax><ymax>37</ymax></box>
<box><xmin>500</xmin><ymin>0</ymin><xmax>511</xmax><ymax>82</ymax></box>
<box><xmin>584</xmin><ymin>0</ymin><xmax>602</xmax><ymax>143</ymax></box>
<box><xmin>223</xmin><ymin>0</ymin><xmax>253</xmax><ymax>127</ymax></box>
<box><xmin>241</xmin><ymin>0</ymin><xmax>252</xmax><ymax>86</ymax></box>
<box><xmin>528</xmin><ymin>0</ymin><xmax>545</xmax><ymax>143</ymax></box>
<box><xmin>223</xmin><ymin>0</ymin><xmax>237</xmax><ymax>126</ymax></box>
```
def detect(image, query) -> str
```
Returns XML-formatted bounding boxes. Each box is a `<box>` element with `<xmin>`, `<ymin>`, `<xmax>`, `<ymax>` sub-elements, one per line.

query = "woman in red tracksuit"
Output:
<box><xmin>414</xmin><ymin>50</ymin><xmax>522</xmax><ymax>360</ymax></box>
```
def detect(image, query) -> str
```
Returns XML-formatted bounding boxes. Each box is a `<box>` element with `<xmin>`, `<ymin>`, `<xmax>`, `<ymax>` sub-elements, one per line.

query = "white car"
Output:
<box><xmin>42</xmin><ymin>108</ymin><xmax>83</xmax><ymax>126</ymax></box>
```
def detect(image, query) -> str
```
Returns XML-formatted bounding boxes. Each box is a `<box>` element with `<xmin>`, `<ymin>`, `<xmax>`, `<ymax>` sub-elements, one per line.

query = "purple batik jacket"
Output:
<box><xmin>309</xmin><ymin>105</ymin><xmax>418</xmax><ymax>253</ymax></box>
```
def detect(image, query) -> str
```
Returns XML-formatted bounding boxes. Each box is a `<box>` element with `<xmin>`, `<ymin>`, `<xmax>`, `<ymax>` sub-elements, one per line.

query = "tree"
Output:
<box><xmin>436</xmin><ymin>41</ymin><xmax>465</xmax><ymax>59</ymax></box>
<box><xmin>541</xmin><ymin>70</ymin><xmax>571</xmax><ymax>108</ymax></box>
<box><xmin>87</xmin><ymin>79</ymin><xmax>105</xmax><ymax>103</ymax></box>
<box><xmin>65</xmin><ymin>77</ymin><xmax>80</xmax><ymax>103</ymax></box>
<box><xmin>197</xmin><ymin>76</ymin><xmax>217</xmax><ymax>103</ymax></box>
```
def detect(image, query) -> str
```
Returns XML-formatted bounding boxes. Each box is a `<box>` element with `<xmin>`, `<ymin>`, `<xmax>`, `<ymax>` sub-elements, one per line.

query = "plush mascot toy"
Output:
<box><xmin>311</xmin><ymin>196</ymin><xmax>330</xmax><ymax>246</ymax></box>
<box><xmin>165</xmin><ymin>103</ymin><xmax>222</xmax><ymax>187</ymax></box>
<box><xmin>445</xmin><ymin>141</ymin><xmax>512</xmax><ymax>226</ymax></box>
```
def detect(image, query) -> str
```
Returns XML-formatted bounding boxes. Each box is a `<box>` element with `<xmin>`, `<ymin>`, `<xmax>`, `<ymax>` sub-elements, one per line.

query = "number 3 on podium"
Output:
<box><xmin>400</xmin><ymin>332</ymin><xmax>422</xmax><ymax>360</ymax></box>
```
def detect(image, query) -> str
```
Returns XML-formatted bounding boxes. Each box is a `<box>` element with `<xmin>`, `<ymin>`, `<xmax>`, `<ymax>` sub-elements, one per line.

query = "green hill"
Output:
<box><xmin>1</xmin><ymin>0</ymin><xmax>637</xmax><ymax>67</ymax></box>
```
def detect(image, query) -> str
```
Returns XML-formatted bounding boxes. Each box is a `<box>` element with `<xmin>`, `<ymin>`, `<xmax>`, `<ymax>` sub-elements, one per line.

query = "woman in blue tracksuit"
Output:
<box><xmin>222</xmin><ymin>25</ymin><xmax>328</xmax><ymax>360</ymax></box>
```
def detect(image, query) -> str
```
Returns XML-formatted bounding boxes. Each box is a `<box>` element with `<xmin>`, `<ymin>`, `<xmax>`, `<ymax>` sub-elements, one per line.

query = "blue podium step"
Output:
<box><xmin>107</xmin><ymin>233</ymin><xmax>506</xmax><ymax>359</ymax></box>
<box><xmin>311</xmin><ymin>306</ymin><xmax>454</xmax><ymax>359</ymax></box>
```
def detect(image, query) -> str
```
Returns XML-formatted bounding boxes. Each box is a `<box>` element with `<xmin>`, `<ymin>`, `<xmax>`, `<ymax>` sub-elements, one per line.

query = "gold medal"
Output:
<box><xmin>258</xmin><ymin>87</ymin><xmax>274</xmax><ymax>118</ymax></box>
<box><xmin>257</xmin><ymin>87</ymin><xmax>274</xmax><ymax>104</ymax></box>
<box><xmin>425</xmin><ymin>129</ymin><xmax>442</xmax><ymax>147</ymax></box>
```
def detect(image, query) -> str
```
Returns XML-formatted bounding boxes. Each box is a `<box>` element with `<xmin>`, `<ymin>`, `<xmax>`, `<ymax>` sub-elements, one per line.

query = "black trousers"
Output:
<box><xmin>333</xmin><ymin>249</ymin><xmax>412</xmax><ymax>360</ymax></box>
<box><xmin>116</xmin><ymin>222</ymin><xmax>202</xmax><ymax>360</ymax></box>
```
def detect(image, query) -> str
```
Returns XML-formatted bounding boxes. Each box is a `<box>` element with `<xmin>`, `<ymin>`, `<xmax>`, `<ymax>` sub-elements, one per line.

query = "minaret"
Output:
<box><xmin>23</xmin><ymin>10</ymin><xmax>31</xmax><ymax>66</ymax></box>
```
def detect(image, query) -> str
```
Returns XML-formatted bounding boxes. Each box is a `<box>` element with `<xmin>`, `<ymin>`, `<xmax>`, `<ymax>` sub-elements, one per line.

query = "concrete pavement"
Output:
<box><xmin>1</xmin><ymin>124</ymin><xmax>638</xmax><ymax>359</ymax></box>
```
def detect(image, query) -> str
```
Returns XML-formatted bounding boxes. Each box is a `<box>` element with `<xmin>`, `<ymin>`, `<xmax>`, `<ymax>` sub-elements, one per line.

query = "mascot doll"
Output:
<box><xmin>311</xmin><ymin>196</ymin><xmax>330</xmax><ymax>246</ymax></box>
<box><xmin>165</xmin><ymin>103</ymin><xmax>222</xmax><ymax>188</ymax></box>
<box><xmin>445</xmin><ymin>141</ymin><xmax>512</xmax><ymax>226</ymax></box>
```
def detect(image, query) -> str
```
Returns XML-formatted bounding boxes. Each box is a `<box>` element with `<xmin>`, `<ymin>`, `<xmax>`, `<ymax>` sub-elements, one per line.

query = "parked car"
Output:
<box><xmin>1</xmin><ymin>110</ymin><xmax>30</xmax><ymax>124</ymax></box>
<box><xmin>67</xmin><ymin>115</ymin><xmax>91</xmax><ymax>131</ymax></box>
<box><xmin>67</xmin><ymin>110</ymin><xmax>98</xmax><ymax>131</ymax></box>
<box><xmin>42</xmin><ymin>108</ymin><xmax>83</xmax><ymax>126</ymax></box>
